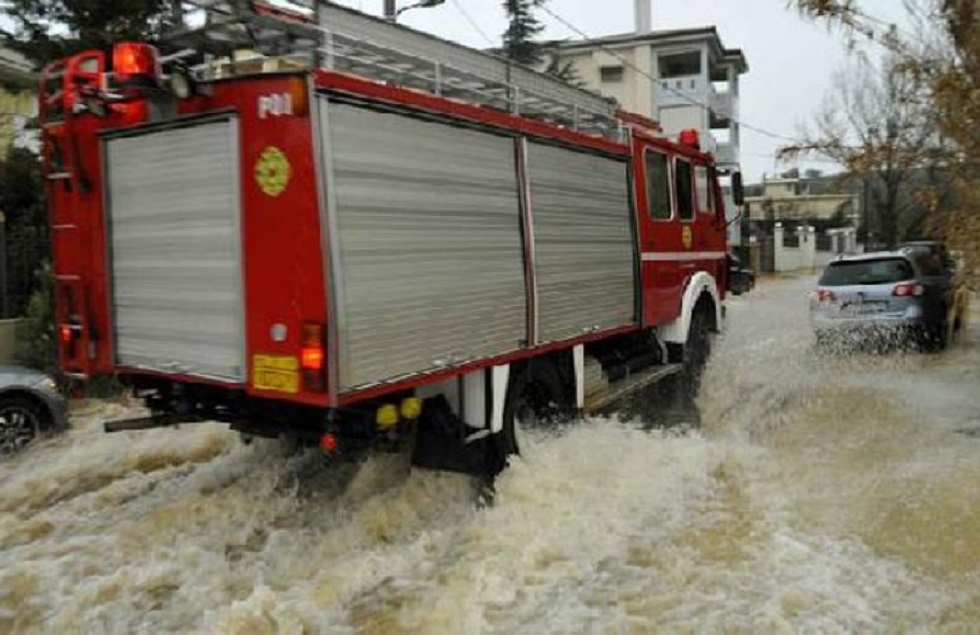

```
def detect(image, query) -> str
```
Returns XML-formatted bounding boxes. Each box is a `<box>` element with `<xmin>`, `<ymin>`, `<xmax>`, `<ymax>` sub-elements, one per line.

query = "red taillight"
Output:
<box><xmin>301</xmin><ymin>322</ymin><xmax>326</xmax><ymax>392</ymax></box>
<box><xmin>301</xmin><ymin>347</ymin><xmax>324</xmax><ymax>370</ymax></box>
<box><xmin>892</xmin><ymin>281</ymin><xmax>924</xmax><ymax>297</ymax></box>
<box><xmin>320</xmin><ymin>432</ymin><xmax>338</xmax><ymax>454</ymax></box>
<box><xmin>809</xmin><ymin>288</ymin><xmax>837</xmax><ymax>302</ymax></box>
<box><xmin>112</xmin><ymin>43</ymin><xmax>160</xmax><ymax>84</ymax></box>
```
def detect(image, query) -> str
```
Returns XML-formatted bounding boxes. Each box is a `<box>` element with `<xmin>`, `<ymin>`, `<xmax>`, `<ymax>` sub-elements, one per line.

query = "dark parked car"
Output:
<box><xmin>727</xmin><ymin>252</ymin><xmax>755</xmax><ymax>296</ymax></box>
<box><xmin>896</xmin><ymin>240</ymin><xmax>955</xmax><ymax>276</ymax></box>
<box><xmin>0</xmin><ymin>366</ymin><xmax>69</xmax><ymax>457</ymax></box>
<box><xmin>809</xmin><ymin>251</ymin><xmax>955</xmax><ymax>350</ymax></box>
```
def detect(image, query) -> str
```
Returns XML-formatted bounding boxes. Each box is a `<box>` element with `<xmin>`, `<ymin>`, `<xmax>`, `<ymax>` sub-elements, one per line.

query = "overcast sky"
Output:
<box><xmin>328</xmin><ymin>0</ymin><xmax>909</xmax><ymax>182</ymax></box>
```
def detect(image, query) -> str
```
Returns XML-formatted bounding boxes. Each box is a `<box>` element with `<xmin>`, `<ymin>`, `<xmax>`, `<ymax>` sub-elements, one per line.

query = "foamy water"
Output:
<box><xmin>2</xmin><ymin>276</ymin><xmax>979</xmax><ymax>632</ymax></box>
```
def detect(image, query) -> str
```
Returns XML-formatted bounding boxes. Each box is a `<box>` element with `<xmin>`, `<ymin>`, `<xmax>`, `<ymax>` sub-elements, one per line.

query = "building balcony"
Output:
<box><xmin>655</xmin><ymin>74</ymin><xmax>711</xmax><ymax>109</ymax></box>
<box><xmin>655</xmin><ymin>75</ymin><xmax>738</xmax><ymax>124</ymax></box>
<box><xmin>710</xmin><ymin>89</ymin><xmax>737</xmax><ymax>124</ymax></box>
<box><xmin>712</xmin><ymin>140</ymin><xmax>739</xmax><ymax>166</ymax></box>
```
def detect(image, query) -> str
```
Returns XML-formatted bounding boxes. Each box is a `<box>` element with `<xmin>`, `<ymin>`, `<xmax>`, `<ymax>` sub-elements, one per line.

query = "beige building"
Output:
<box><xmin>746</xmin><ymin>176</ymin><xmax>859</xmax><ymax>222</ymax></box>
<box><xmin>0</xmin><ymin>47</ymin><xmax>37</xmax><ymax>153</ymax></box>
<box><xmin>550</xmin><ymin>10</ymin><xmax>747</xmax><ymax>168</ymax></box>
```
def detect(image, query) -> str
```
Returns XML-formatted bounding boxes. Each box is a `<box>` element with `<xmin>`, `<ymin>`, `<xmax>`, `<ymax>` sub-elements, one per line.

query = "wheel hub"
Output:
<box><xmin>0</xmin><ymin>407</ymin><xmax>39</xmax><ymax>456</ymax></box>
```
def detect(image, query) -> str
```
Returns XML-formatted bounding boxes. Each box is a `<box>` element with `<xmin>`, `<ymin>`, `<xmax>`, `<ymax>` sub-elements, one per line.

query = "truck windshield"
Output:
<box><xmin>819</xmin><ymin>258</ymin><xmax>914</xmax><ymax>286</ymax></box>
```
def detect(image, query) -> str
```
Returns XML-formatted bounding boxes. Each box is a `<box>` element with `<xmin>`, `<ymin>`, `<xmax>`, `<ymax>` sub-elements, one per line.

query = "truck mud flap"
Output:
<box><xmin>411</xmin><ymin>395</ymin><xmax>507</xmax><ymax>478</ymax></box>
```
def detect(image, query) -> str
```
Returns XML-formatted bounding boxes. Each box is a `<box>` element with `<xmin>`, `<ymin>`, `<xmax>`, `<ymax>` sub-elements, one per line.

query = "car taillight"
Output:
<box><xmin>809</xmin><ymin>288</ymin><xmax>836</xmax><ymax>302</ymax></box>
<box><xmin>301</xmin><ymin>322</ymin><xmax>326</xmax><ymax>393</ymax></box>
<box><xmin>892</xmin><ymin>281</ymin><xmax>924</xmax><ymax>297</ymax></box>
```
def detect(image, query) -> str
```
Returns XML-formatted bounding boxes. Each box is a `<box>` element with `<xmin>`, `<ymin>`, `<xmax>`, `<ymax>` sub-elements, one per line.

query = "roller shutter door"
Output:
<box><xmin>106</xmin><ymin>119</ymin><xmax>245</xmax><ymax>381</ymax></box>
<box><xmin>323</xmin><ymin>101</ymin><xmax>527</xmax><ymax>390</ymax></box>
<box><xmin>527</xmin><ymin>142</ymin><xmax>636</xmax><ymax>343</ymax></box>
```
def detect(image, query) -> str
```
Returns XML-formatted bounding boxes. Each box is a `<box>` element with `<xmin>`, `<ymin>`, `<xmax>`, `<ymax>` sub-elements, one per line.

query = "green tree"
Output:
<box><xmin>0</xmin><ymin>146</ymin><xmax>46</xmax><ymax>318</ymax></box>
<box><xmin>502</xmin><ymin>0</ymin><xmax>546</xmax><ymax>66</ymax></box>
<box><xmin>0</xmin><ymin>0</ymin><xmax>178</xmax><ymax>66</ymax></box>
<box><xmin>14</xmin><ymin>264</ymin><xmax>55</xmax><ymax>373</ymax></box>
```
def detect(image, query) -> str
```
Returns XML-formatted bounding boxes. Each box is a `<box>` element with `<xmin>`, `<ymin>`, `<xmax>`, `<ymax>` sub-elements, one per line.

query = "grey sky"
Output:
<box><xmin>329</xmin><ymin>0</ymin><xmax>909</xmax><ymax>182</ymax></box>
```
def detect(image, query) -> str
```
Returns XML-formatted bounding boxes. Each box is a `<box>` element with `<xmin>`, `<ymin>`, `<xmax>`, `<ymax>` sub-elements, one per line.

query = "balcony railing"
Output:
<box><xmin>655</xmin><ymin>74</ymin><xmax>709</xmax><ymax>108</ymax></box>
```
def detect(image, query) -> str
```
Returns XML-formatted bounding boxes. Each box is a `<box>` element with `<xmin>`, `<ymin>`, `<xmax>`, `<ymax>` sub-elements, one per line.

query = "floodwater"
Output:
<box><xmin>2</xmin><ymin>276</ymin><xmax>979</xmax><ymax>632</ymax></box>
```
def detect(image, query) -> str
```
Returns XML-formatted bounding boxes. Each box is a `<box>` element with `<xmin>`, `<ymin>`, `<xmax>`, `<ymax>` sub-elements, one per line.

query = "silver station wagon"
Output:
<box><xmin>809</xmin><ymin>251</ymin><xmax>953</xmax><ymax>351</ymax></box>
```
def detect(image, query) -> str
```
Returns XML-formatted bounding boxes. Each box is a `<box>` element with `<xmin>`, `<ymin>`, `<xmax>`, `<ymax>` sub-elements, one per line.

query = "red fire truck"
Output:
<box><xmin>40</xmin><ymin>2</ymin><xmax>742</xmax><ymax>476</ymax></box>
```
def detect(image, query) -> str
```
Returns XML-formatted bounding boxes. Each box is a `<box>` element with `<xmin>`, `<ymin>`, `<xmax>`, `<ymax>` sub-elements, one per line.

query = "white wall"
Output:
<box><xmin>773</xmin><ymin>225</ymin><xmax>857</xmax><ymax>273</ymax></box>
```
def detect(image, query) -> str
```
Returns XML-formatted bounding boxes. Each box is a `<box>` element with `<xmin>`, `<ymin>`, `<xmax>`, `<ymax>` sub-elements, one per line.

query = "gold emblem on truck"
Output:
<box><xmin>254</xmin><ymin>146</ymin><xmax>291</xmax><ymax>197</ymax></box>
<box><xmin>682</xmin><ymin>225</ymin><xmax>693</xmax><ymax>249</ymax></box>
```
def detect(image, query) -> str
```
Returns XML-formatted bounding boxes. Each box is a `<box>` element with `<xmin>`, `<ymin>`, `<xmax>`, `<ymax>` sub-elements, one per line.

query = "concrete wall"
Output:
<box><xmin>773</xmin><ymin>224</ymin><xmax>858</xmax><ymax>273</ymax></box>
<box><xmin>0</xmin><ymin>319</ymin><xmax>20</xmax><ymax>365</ymax></box>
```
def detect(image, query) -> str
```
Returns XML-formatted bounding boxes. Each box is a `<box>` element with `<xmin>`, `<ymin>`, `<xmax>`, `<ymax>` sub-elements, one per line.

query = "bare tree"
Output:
<box><xmin>783</xmin><ymin>56</ymin><xmax>940</xmax><ymax>246</ymax></box>
<box><xmin>792</xmin><ymin>0</ymin><xmax>980</xmax><ymax>283</ymax></box>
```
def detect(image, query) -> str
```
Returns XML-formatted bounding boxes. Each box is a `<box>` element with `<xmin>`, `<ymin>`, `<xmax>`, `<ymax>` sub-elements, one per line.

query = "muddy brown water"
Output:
<box><xmin>2</xmin><ymin>276</ymin><xmax>979</xmax><ymax>632</ymax></box>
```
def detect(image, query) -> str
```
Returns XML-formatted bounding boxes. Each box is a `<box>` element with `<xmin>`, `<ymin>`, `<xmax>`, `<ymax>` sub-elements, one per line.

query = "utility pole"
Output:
<box><xmin>384</xmin><ymin>0</ymin><xmax>396</xmax><ymax>21</ymax></box>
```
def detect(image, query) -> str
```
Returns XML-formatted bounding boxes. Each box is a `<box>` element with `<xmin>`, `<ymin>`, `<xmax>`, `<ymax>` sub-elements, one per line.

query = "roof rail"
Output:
<box><xmin>168</xmin><ymin>1</ymin><xmax>625</xmax><ymax>140</ymax></box>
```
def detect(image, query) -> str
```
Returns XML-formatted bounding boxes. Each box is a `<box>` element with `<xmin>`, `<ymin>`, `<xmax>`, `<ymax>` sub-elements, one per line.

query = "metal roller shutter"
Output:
<box><xmin>106</xmin><ymin>119</ymin><xmax>245</xmax><ymax>381</ymax></box>
<box><xmin>527</xmin><ymin>142</ymin><xmax>636</xmax><ymax>343</ymax></box>
<box><xmin>323</xmin><ymin>101</ymin><xmax>527</xmax><ymax>390</ymax></box>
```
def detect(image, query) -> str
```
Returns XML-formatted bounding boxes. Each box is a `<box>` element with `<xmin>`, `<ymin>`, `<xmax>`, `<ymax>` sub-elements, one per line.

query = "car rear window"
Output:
<box><xmin>819</xmin><ymin>258</ymin><xmax>914</xmax><ymax>286</ymax></box>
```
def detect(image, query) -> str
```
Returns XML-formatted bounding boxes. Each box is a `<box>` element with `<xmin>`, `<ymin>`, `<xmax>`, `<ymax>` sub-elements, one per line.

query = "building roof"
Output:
<box><xmin>552</xmin><ymin>27</ymin><xmax>748</xmax><ymax>74</ymax></box>
<box><xmin>0</xmin><ymin>46</ymin><xmax>35</xmax><ymax>88</ymax></box>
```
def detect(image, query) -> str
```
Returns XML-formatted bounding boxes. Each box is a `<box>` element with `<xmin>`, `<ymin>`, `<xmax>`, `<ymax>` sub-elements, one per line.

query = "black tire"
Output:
<box><xmin>0</xmin><ymin>397</ymin><xmax>45</xmax><ymax>457</ymax></box>
<box><xmin>682</xmin><ymin>310</ymin><xmax>712</xmax><ymax>388</ymax></box>
<box><xmin>502</xmin><ymin>360</ymin><xmax>572</xmax><ymax>458</ymax></box>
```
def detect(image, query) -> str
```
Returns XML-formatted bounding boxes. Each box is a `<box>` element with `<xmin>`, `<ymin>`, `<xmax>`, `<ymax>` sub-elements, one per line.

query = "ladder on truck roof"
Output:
<box><xmin>168</xmin><ymin>0</ymin><xmax>624</xmax><ymax>139</ymax></box>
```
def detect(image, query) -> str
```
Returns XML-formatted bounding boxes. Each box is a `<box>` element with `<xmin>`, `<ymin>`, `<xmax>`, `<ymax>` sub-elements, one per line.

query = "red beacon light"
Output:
<box><xmin>111</xmin><ymin>42</ymin><xmax>161</xmax><ymax>87</ymax></box>
<box><xmin>678</xmin><ymin>128</ymin><xmax>701</xmax><ymax>150</ymax></box>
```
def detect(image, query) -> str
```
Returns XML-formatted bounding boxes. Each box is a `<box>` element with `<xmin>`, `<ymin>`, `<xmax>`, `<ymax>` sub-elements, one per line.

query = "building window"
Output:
<box><xmin>658</xmin><ymin>51</ymin><xmax>701</xmax><ymax>78</ymax></box>
<box><xmin>645</xmin><ymin>150</ymin><xmax>672</xmax><ymax>220</ymax></box>
<box><xmin>675</xmin><ymin>159</ymin><xmax>694</xmax><ymax>221</ymax></box>
<box><xmin>600</xmin><ymin>65</ymin><xmax>624</xmax><ymax>83</ymax></box>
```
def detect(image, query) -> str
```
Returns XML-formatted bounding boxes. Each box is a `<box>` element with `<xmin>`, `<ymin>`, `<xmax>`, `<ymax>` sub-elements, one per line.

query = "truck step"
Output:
<box><xmin>583</xmin><ymin>363</ymin><xmax>683</xmax><ymax>414</ymax></box>
<box><xmin>104</xmin><ymin>414</ymin><xmax>205</xmax><ymax>433</ymax></box>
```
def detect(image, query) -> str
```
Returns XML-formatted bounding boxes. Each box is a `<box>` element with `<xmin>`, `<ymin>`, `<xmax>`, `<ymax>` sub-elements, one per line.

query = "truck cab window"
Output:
<box><xmin>675</xmin><ymin>159</ymin><xmax>694</xmax><ymax>221</ymax></box>
<box><xmin>645</xmin><ymin>150</ymin><xmax>671</xmax><ymax>220</ymax></box>
<box><xmin>695</xmin><ymin>165</ymin><xmax>712</xmax><ymax>214</ymax></box>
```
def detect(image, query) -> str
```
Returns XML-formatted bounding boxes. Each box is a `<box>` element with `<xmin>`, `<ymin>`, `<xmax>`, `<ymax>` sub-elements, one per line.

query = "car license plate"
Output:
<box><xmin>841</xmin><ymin>302</ymin><xmax>887</xmax><ymax>315</ymax></box>
<box><xmin>252</xmin><ymin>354</ymin><xmax>299</xmax><ymax>394</ymax></box>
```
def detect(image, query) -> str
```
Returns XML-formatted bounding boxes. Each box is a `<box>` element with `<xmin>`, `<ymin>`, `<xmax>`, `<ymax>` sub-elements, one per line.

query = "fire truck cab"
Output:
<box><xmin>40</xmin><ymin>3</ymin><xmax>741</xmax><ymax>477</ymax></box>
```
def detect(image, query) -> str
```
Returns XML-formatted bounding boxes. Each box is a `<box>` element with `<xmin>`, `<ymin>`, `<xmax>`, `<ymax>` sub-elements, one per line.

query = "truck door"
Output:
<box><xmin>691</xmin><ymin>161</ymin><xmax>728</xmax><ymax>291</ymax></box>
<box><xmin>634</xmin><ymin>137</ymin><xmax>686</xmax><ymax>327</ymax></box>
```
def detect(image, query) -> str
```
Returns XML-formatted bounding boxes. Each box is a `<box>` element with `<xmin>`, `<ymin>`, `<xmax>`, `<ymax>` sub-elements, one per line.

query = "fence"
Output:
<box><xmin>0</xmin><ymin>319</ymin><xmax>19</xmax><ymax>364</ymax></box>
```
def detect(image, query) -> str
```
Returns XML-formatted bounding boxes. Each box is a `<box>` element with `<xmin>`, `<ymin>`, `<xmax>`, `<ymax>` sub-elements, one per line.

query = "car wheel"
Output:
<box><xmin>0</xmin><ymin>398</ymin><xmax>45</xmax><ymax>457</ymax></box>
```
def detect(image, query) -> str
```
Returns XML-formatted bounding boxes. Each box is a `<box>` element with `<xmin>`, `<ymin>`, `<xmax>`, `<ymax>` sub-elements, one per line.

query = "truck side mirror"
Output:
<box><xmin>732</xmin><ymin>171</ymin><xmax>745</xmax><ymax>206</ymax></box>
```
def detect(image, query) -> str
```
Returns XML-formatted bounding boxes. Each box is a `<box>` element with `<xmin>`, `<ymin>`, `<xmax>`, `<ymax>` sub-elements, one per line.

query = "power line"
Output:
<box><xmin>450</xmin><ymin>0</ymin><xmax>496</xmax><ymax>48</ymax></box>
<box><xmin>537</xmin><ymin>3</ymin><xmax>806</xmax><ymax>146</ymax></box>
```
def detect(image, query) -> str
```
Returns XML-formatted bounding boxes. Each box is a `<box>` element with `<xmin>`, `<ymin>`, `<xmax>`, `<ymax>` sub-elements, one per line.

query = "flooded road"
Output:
<box><xmin>2</xmin><ymin>275</ymin><xmax>979</xmax><ymax>632</ymax></box>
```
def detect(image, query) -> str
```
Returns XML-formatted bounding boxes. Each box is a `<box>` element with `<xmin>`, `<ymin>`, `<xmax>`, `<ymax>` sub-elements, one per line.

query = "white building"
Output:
<box><xmin>549</xmin><ymin>4</ymin><xmax>747</xmax><ymax>169</ymax></box>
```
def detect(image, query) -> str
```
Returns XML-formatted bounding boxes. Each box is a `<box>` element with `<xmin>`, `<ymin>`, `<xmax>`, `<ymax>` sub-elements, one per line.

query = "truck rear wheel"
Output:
<box><xmin>502</xmin><ymin>360</ymin><xmax>573</xmax><ymax>458</ymax></box>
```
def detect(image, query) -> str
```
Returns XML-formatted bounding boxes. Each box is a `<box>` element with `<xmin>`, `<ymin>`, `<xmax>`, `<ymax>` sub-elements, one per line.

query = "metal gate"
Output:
<box><xmin>105</xmin><ymin>117</ymin><xmax>245</xmax><ymax>381</ymax></box>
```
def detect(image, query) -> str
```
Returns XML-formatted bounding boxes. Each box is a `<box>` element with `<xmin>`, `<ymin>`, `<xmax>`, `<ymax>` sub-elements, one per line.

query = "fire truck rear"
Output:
<box><xmin>40</xmin><ymin>2</ymin><xmax>742</xmax><ymax>477</ymax></box>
